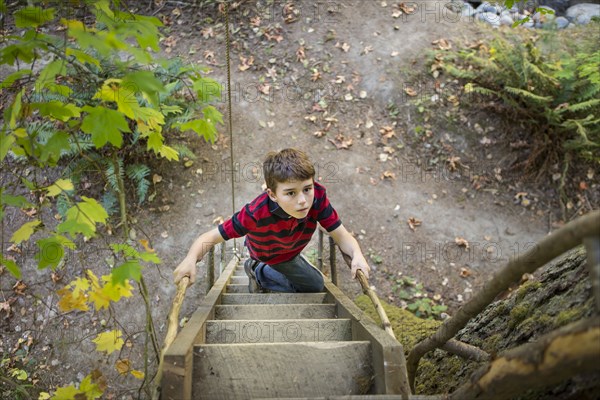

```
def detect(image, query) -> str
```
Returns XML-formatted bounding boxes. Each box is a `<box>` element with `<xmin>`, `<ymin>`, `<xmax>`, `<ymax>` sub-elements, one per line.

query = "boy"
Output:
<box><xmin>173</xmin><ymin>148</ymin><xmax>370</xmax><ymax>292</ymax></box>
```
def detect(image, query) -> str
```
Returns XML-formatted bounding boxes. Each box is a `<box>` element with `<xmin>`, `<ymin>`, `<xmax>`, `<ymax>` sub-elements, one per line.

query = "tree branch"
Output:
<box><xmin>407</xmin><ymin>210</ymin><xmax>600</xmax><ymax>392</ymax></box>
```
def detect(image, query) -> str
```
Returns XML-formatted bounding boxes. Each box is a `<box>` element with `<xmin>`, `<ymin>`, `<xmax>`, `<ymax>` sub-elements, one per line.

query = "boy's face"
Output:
<box><xmin>267</xmin><ymin>178</ymin><xmax>315</xmax><ymax>219</ymax></box>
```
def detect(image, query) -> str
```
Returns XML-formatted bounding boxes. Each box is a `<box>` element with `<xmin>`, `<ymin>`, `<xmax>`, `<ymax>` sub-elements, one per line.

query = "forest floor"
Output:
<box><xmin>1</xmin><ymin>0</ymin><xmax>598</xmax><ymax>398</ymax></box>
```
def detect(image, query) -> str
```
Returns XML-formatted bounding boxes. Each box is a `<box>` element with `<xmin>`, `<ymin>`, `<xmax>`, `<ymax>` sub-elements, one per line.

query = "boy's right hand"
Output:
<box><xmin>173</xmin><ymin>256</ymin><xmax>197</xmax><ymax>284</ymax></box>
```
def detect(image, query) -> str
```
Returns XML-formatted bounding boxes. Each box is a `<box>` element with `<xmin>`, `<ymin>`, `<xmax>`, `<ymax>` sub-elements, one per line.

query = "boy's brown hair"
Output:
<box><xmin>263</xmin><ymin>148</ymin><xmax>315</xmax><ymax>191</ymax></box>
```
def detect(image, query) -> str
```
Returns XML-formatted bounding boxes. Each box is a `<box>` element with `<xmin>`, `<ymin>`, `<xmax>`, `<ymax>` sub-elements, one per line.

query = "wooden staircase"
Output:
<box><xmin>161</xmin><ymin>257</ymin><xmax>409</xmax><ymax>399</ymax></box>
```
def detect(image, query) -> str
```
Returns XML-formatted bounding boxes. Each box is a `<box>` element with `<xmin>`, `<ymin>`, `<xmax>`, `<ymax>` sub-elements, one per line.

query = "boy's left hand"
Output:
<box><xmin>351</xmin><ymin>255</ymin><xmax>371</xmax><ymax>280</ymax></box>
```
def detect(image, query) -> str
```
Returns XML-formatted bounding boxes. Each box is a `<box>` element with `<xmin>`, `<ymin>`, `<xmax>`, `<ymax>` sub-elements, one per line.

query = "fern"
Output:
<box><xmin>105</xmin><ymin>158</ymin><xmax>124</xmax><ymax>194</ymax></box>
<box><xmin>567</xmin><ymin>99</ymin><xmax>600</xmax><ymax>113</ymax></box>
<box><xmin>126</xmin><ymin>164</ymin><xmax>151</xmax><ymax>204</ymax></box>
<box><xmin>172</xmin><ymin>144</ymin><xmax>197</xmax><ymax>160</ymax></box>
<box><xmin>100</xmin><ymin>191</ymin><xmax>119</xmax><ymax>216</ymax></box>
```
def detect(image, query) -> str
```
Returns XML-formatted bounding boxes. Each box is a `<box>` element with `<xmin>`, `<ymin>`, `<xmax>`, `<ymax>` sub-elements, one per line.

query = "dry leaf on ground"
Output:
<box><xmin>407</xmin><ymin>217</ymin><xmax>421</xmax><ymax>231</ymax></box>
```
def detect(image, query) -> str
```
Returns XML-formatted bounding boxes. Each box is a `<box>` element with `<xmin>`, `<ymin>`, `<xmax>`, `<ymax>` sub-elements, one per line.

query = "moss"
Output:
<box><xmin>482</xmin><ymin>333</ymin><xmax>502</xmax><ymax>353</ymax></box>
<box><xmin>509</xmin><ymin>303</ymin><xmax>531</xmax><ymax>329</ymax></box>
<box><xmin>555</xmin><ymin>307</ymin><xmax>585</xmax><ymax>328</ymax></box>
<box><xmin>515</xmin><ymin>281</ymin><xmax>542</xmax><ymax>302</ymax></box>
<box><xmin>354</xmin><ymin>295</ymin><xmax>440</xmax><ymax>352</ymax></box>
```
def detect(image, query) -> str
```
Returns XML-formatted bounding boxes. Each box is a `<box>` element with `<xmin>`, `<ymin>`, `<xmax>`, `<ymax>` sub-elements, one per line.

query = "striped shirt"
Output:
<box><xmin>218</xmin><ymin>181</ymin><xmax>341</xmax><ymax>265</ymax></box>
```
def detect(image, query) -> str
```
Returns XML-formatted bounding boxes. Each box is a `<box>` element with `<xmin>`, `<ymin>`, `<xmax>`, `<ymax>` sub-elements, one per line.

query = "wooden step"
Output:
<box><xmin>193</xmin><ymin>341</ymin><xmax>373</xmax><ymax>399</ymax></box>
<box><xmin>227</xmin><ymin>284</ymin><xmax>249</xmax><ymax>293</ymax></box>
<box><xmin>205</xmin><ymin>319</ymin><xmax>352</xmax><ymax>343</ymax></box>
<box><xmin>230</xmin><ymin>276</ymin><xmax>249</xmax><ymax>285</ymax></box>
<box><xmin>220</xmin><ymin>293</ymin><xmax>328</xmax><ymax>305</ymax></box>
<box><xmin>215</xmin><ymin>304</ymin><xmax>336</xmax><ymax>320</ymax></box>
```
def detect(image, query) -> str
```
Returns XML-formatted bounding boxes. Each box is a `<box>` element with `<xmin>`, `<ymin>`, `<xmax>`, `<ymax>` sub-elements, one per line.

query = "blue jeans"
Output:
<box><xmin>252</xmin><ymin>254</ymin><xmax>324</xmax><ymax>293</ymax></box>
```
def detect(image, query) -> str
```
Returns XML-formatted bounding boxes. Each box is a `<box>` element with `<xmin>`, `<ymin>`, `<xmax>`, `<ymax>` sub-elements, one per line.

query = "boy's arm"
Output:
<box><xmin>173</xmin><ymin>227</ymin><xmax>225</xmax><ymax>284</ymax></box>
<box><xmin>328</xmin><ymin>224</ymin><xmax>371</xmax><ymax>279</ymax></box>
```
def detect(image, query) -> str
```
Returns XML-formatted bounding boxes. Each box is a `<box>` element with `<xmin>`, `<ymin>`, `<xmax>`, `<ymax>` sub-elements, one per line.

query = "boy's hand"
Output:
<box><xmin>351</xmin><ymin>255</ymin><xmax>371</xmax><ymax>280</ymax></box>
<box><xmin>173</xmin><ymin>256</ymin><xmax>197</xmax><ymax>284</ymax></box>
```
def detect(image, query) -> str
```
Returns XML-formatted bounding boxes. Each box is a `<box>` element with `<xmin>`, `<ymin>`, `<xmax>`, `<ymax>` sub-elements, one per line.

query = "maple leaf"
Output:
<box><xmin>433</xmin><ymin>38</ymin><xmax>452</xmax><ymax>50</ymax></box>
<box><xmin>381</xmin><ymin>171</ymin><xmax>396</xmax><ymax>180</ymax></box>
<box><xmin>116</xmin><ymin>359</ymin><xmax>131</xmax><ymax>375</ymax></box>
<box><xmin>93</xmin><ymin>330</ymin><xmax>124</xmax><ymax>355</ymax></box>
<box><xmin>328</xmin><ymin>134</ymin><xmax>353</xmax><ymax>150</ymax></box>
<box><xmin>200</xmin><ymin>27</ymin><xmax>214</xmax><ymax>39</ymax></box>
<box><xmin>404</xmin><ymin>87</ymin><xmax>418</xmax><ymax>97</ymax></box>
<box><xmin>399</xmin><ymin>2</ymin><xmax>416</xmax><ymax>14</ymax></box>
<box><xmin>57</xmin><ymin>287</ymin><xmax>89</xmax><ymax>312</ymax></box>
<box><xmin>407</xmin><ymin>217</ymin><xmax>422</xmax><ymax>231</ymax></box>
<box><xmin>311</xmin><ymin>69</ymin><xmax>322</xmax><ymax>82</ymax></box>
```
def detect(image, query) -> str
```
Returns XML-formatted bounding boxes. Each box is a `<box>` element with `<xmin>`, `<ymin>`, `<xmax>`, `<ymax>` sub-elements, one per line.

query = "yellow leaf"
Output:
<box><xmin>130</xmin><ymin>369</ymin><xmax>145</xmax><ymax>379</ymax></box>
<box><xmin>57</xmin><ymin>287</ymin><xmax>89</xmax><ymax>312</ymax></box>
<box><xmin>115</xmin><ymin>359</ymin><xmax>131</xmax><ymax>375</ymax></box>
<box><xmin>71</xmin><ymin>276</ymin><xmax>90</xmax><ymax>298</ymax></box>
<box><xmin>140</xmin><ymin>239</ymin><xmax>155</xmax><ymax>253</ymax></box>
<box><xmin>46</xmin><ymin>179</ymin><xmax>74</xmax><ymax>197</ymax></box>
<box><xmin>92</xmin><ymin>330</ymin><xmax>124</xmax><ymax>355</ymax></box>
<box><xmin>89</xmin><ymin>285</ymin><xmax>111</xmax><ymax>310</ymax></box>
<box><xmin>38</xmin><ymin>392</ymin><xmax>51</xmax><ymax>400</ymax></box>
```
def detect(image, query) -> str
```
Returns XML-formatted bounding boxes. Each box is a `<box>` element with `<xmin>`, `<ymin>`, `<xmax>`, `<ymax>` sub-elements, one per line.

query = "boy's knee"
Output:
<box><xmin>298</xmin><ymin>273</ymin><xmax>324</xmax><ymax>293</ymax></box>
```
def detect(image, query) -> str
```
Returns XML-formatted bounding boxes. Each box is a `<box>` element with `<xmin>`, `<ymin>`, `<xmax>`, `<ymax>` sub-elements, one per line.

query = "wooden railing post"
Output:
<box><xmin>220</xmin><ymin>242</ymin><xmax>226</xmax><ymax>277</ymax></box>
<box><xmin>329</xmin><ymin>236</ymin><xmax>337</xmax><ymax>285</ymax></box>
<box><xmin>207</xmin><ymin>247</ymin><xmax>215</xmax><ymax>292</ymax></box>
<box><xmin>318</xmin><ymin>229</ymin><xmax>324</xmax><ymax>272</ymax></box>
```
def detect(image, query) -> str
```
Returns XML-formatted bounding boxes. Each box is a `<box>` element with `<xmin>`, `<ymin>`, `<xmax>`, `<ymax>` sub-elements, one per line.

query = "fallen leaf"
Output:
<box><xmin>407</xmin><ymin>217</ymin><xmax>421</xmax><ymax>231</ymax></box>
<box><xmin>447</xmin><ymin>156</ymin><xmax>463</xmax><ymax>172</ymax></box>
<box><xmin>311</xmin><ymin>69</ymin><xmax>322</xmax><ymax>81</ymax></box>
<box><xmin>432</xmin><ymin>38</ymin><xmax>452</xmax><ymax>50</ymax></box>
<box><xmin>328</xmin><ymin>134</ymin><xmax>353</xmax><ymax>150</ymax></box>
<box><xmin>296</xmin><ymin>46</ymin><xmax>306</xmax><ymax>62</ymax></box>
<box><xmin>200</xmin><ymin>27</ymin><xmax>214</xmax><ymax>39</ymax></box>
<box><xmin>460</xmin><ymin>267</ymin><xmax>471</xmax><ymax>278</ymax></box>
<box><xmin>399</xmin><ymin>2</ymin><xmax>416</xmax><ymax>14</ymax></box>
<box><xmin>381</xmin><ymin>171</ymin><xmax>396</xmax><ymax>180</ymax></box>
<box><xmin>13</xmin><ymin>280</ymin><xmax>27</xmax><ymax>295</ymax></box>
<box><xmin>579</xmin><ymin>181</ymin><xmax>588</xmax><ymax>191</ymax></box>
<box><xmin>361</xmin><ymin>45</ymin><xmax>374</xmax><ymax>55</ymax></box>
<box><xmin>160</xmin><ymin>231</ymin><xmax>169</xmax><ymax>238</ymax></box>
<box><xmin>335</xmin><ymin>42</ymin><xmax>350</xmax><ymax>52</ymax></box>
<box><xmin>152</xmin><ymin>174</ymin><xmax>162</xmax><ymax>184</ymax></box>
<box><xmin>392</xmin><ymin>9</ymin><xmax>402</xmax><ymax>18</ymax></box>
<box><xmin>250</xmin><ymin>16</ymin><xmax>261</xmax><ymax>27</ymax></box>
<box><xmin>404</xmin><ymin>87</ymin><xmax>418</xmax><ymax>97</ymax></box>
<box><xmin>391</xmin><ymin>51</ymin><xmax>399</xmax><ymax>57</ymax></box>
<box><xmin>259</xmin><ymin>83</ymin><xmax>271</xmax><ymax>95</ymax></box>
<box><xmin>238</xmin><ymin>55</ymin><xmax>254</xmax><ymax>71</ymax></box>
<box><xmin>314</xmin><ymin>131</ymin><xmax>325</xmax><ymax>138</ymax></box>
<box><xmin>116</xmin><ymin>359</ymin><xmax>131</xmax><ymax>375</ymax></box>
<box><xmin>455</xmin><ymin>237</ymin><xmax>469</xmax><ymax>250</ymax></box>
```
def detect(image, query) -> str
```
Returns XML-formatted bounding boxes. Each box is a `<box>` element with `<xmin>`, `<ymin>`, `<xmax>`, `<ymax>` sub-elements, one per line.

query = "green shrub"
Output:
<box><xmin>439</xmin><ymin>26</ymin><xmax>599</xmax><ymax>171</ymax></box>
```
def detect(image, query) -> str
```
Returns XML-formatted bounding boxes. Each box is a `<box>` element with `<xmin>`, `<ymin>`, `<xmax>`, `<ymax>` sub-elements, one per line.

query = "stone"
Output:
<box><xmin>478</xmin><ymin>11</ymin><xmax>502</xmax><ymax>26</ymax></box>
<box><xmin>566</xmin><ymin>3</ymin><xmax>600</xmax><ymax>24</ymax></box>
<box><xmin>555</xmin><ymin>16</ymin><xmax>570</xmax><ymax>28</ymax></box>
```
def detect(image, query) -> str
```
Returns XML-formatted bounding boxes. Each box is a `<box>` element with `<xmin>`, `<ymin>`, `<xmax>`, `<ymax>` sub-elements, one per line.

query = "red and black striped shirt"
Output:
<box><xmin>218</xmin><ymin>181</ymin><xmax>341</xmax><ymax>264</ymax></box>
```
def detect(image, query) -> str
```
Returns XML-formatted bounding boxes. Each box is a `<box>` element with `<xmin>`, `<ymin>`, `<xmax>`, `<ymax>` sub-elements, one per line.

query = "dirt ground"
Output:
<box><xmin>4</xmin><ymin>0</ymin><xmax>595</xmax><ymax>397</ymax></box>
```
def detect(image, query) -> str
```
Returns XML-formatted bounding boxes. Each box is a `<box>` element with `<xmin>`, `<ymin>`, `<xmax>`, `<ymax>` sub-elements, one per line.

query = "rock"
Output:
<box><xmin>539</xmin><ymin>0</ymin><xmax>571</xmax><ymax>15</ymax></box>
<box><xmin>476</xmin><ymin>2</ymin><xmax>501</xmax><ymax>14</ymax></box>
<box><xmin>555</xmin><ymin>15</ymin><xmax>571</xmax><ymax>28</ymax></box>
<box><xmin>566</xmin><ymin>3</ymin><xmax>600</xmax><ymax>24</ymax></box>
<box><xmin>461</xmin><ymin>3</ymin><xmax>477</xmax><ymax>17</ymax></box>
<box><xmin>500</xmin><ymin>14</ymin><xmax>515</xmax><ymax>26</ymax></box>
<box><xmin>478</xmin><ymin>11</ymin><xmax>501</xmax><ymax>26</ymax></box>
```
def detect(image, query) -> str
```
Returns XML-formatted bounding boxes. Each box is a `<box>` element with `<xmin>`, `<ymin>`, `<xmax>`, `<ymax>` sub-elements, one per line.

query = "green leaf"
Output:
<box><xmin>9</xmin><ymin>89</ymin><xmax>24</xmax><ymax>129</ymax></box>
<box><xmin>14</xmin><ymin>6</ymin><xmax>55</xmax><ymax>28</ymax></box>
<box><xmin>57</xmin><ymin>197</ymin><xmax>108</xmax><ymax>238</ymax></box>
<box><xmin>0</xmin><ymin>132</ymin><xmax>16</xmax><ymax>162</ymax></box>
<box><xmin>36</xmin><ymin>235</ymin><xmax>75</xmax><ymax>270</ymax></box>
<box><xmin>81</xmin><ymin>106</ymin><xmax>130</xmax><ymax>148</ymax></box>
<box><xmin>39</xmin><ymin>131</ymin><xmax>70</xmax><ymax>164</ymax></box>
<box><xmin>111</xmin><ymin>261</ymin><xmax>143</xmax><ymax>285</ymax></box>
<box><xmin>52</xmin><ymin>384</ymin><xmax>82</xmax><ymax>400</ymax></box>
<box><xmin>122</xmin><ymin>71</ymin><xmax>165</xmax><ymax>105</ymax></box>
<box><xmin>31</xmin><ymin>101</ymin><xmax>81</xmax><ymax>122</ymax></box>
<box><xmin>46</xmin><ymin>179</ymin><xmax>74</xmax><ymax>197</ymax></box>
<box><xmin>11</xmin><ymin>220</ymin><xmax>41</xmax><ymax>244</ymax></box>
<box><xmin>0</xmin><ymin>69</ymin><xmax>31</xmax><ymax>89</ymax></box>
<box><xmin>179</xmin><ymin>118</ymin><xmax>217</xmax><ymax>143</ymax></box>
<box><xmin>192</xmin><ymin>77</ymin><xmax>222</xmax><ymax>102</ymax></box>
<box><xmin>202</xmin><ymin>105</ymin><xmax>224</xmax><ymax>126</ymax></box>
<box><xmin>0</xmin><ymin>255</ymin><xmax>21</xmax><ymax>279</ymax></box>
<box><xmin>65</xmin><ymin>47</ymin><xmax>101</xmax><ymax>68</ymax></box>
<box><xmin>1</xmin><ymin>191</ymin><xmax>33</xmax><ymax>208</ymax></box>
<box><xmin>36</xmin><ymin>60</ymin><xmax>66</xmax><ymax>92</ymax></box>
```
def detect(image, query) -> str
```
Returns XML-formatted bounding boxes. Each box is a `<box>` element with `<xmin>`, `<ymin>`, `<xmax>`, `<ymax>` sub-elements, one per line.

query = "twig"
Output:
<box><xmin>339</xmin><ymin>251</ymin><xmax>396</xmax><ymax>339</ymax></box>
<box><xmin>152</xmin><ymin>276</ymin><xmax>189</xmax><ymax>400</ymax></box>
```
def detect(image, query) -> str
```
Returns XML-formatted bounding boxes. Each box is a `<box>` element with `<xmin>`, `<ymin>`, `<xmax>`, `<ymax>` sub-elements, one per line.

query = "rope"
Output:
<box><xmin>223</xmin><ymin>1</ymin><xmax>237</xmax><ymax>253</ymax></box>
